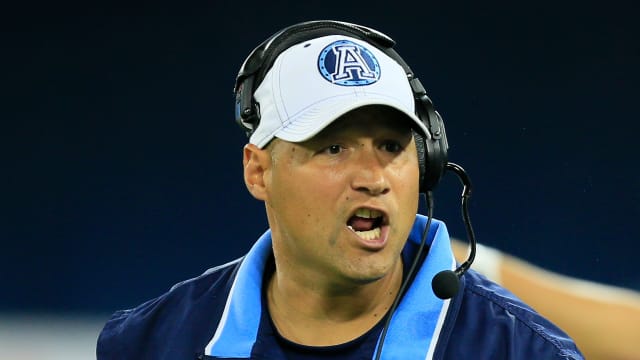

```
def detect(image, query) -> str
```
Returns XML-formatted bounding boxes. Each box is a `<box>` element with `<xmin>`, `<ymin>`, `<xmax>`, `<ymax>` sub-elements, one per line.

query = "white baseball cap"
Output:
<box><xmin>249</xmin><ymin>34</ymin><xmax>429</xmax><ymax>148</ymax></box>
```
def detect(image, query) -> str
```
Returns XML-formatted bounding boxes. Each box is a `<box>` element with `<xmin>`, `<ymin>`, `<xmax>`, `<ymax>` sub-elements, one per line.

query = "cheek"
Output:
<box><xmin>268</xmin><ymin>169</ymin><xmax>329</xmax><ymax>222</ymax></box>
<box><xmin>392</xmin><ymin>159</ymin><xmax>421</xmax><ymax>191</ymax></box>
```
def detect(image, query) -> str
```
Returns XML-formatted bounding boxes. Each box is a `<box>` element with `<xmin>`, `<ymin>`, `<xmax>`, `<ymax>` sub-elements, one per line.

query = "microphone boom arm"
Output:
<box><xmin>446</xmin><ymin>162</ymin><xmax>477</xmax><ymax>277</ymax></box>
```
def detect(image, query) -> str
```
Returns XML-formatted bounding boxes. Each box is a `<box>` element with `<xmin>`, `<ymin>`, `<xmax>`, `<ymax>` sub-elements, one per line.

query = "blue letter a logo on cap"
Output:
<box><xmin>318</xmin><ymin>40</ymin><xmax>381</xmax><ymax>86</ymax></box>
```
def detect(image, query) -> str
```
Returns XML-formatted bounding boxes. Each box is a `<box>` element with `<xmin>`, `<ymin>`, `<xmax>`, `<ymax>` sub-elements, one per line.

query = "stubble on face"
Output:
<box><xmin>261</xmin><ymin>106</ymin><xmax>421</xmax><ymax>289</ymax></box>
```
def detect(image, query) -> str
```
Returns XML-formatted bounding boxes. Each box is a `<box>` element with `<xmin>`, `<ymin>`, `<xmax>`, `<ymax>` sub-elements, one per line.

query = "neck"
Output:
<box><xmin>266</xmin><ymin>257</ymin><xmax>403</xmax><ymax>346</ymax></box>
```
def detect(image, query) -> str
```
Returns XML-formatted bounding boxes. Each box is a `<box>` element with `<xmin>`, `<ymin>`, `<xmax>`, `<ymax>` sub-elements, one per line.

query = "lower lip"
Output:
<box><xmin>349</xmin><ymin>225</ymin><xmax>390</xmax><ymax>251</ymax></box>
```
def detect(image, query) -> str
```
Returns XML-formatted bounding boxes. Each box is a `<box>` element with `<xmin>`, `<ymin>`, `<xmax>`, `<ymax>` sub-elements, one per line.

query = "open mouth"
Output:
<box><xmin>347</xmin><ymin>208</ymin><xmax>385</xmax><ymax>241</ymax></box>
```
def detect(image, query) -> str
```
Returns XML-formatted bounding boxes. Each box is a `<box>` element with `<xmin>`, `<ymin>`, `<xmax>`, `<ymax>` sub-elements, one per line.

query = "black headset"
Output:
<box><xmin>233</xmin><ymin>20</ymin><xmax>449</xmax><ymax>192</ymax></box>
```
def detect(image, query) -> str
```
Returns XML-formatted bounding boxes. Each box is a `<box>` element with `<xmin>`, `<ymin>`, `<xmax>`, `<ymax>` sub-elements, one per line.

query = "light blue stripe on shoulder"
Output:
<box><xmin>205</xmin><ymin>230</ymin><xmax>273</xmax><ymax>358</ymax></box>
<box><xmin>373</xmin><ymin>215</ymin><xmax>455</xmax><ymax>359</ymax></box>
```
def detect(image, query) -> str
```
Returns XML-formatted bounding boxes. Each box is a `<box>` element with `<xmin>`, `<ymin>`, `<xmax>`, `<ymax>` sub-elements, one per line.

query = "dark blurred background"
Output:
<box><xmin>2</xmin><ymin>0</ymin><xmax>638</xmax><ymax>322</ymax></box>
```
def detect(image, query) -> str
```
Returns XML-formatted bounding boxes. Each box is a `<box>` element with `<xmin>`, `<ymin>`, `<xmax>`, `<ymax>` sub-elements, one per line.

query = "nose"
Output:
<box><xmin>350</xmin><ymin>147</ymin><xmax>390</xmax><ymax>196</ymax></box>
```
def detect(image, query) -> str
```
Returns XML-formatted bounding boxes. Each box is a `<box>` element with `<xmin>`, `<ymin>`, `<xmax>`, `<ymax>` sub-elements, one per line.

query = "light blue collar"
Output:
<box><xmin>205</xmin><ymin>215</ymin><xmax>455</xmax><ymax>359</ymax></box>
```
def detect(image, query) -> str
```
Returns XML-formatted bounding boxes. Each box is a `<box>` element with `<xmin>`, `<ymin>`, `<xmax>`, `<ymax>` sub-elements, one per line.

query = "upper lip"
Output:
<box><xmin>347</xmin><ymin>205</ymin><xmax>389</xmax><ymax>225</ymax></box>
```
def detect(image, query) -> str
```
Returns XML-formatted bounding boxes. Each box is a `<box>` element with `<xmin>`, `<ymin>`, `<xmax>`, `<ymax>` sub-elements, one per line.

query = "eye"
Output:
<box><xmin>324</xmin><ymin>144</ymin><xmax>344</xmax><ymax>155</ymax></box>
<box><xmin>381</xmin><ymin>141</ymin><xmax>403</xmax><ymax>153</ymax></box>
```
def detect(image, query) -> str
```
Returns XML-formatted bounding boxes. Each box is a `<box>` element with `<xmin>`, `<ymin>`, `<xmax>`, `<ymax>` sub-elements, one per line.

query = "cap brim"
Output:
<box><xmin>272</xmin><ymin>93</ymin><xmax>428</xmax><ymax>144</ymax></box>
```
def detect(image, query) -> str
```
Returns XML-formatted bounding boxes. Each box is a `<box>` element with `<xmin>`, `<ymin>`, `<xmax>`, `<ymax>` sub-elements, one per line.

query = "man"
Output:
<box><xmin>97</xmin><ymin>20</ymin><xmax>584</xmax><ymax>359</ymax></box>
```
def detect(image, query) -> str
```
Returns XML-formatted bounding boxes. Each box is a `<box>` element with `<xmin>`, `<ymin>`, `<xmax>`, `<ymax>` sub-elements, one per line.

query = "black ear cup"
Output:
<box><xmin>419</xmin><ymin>109</ymin><xmax>448</xmax><ymax>192</ymax></box>
<box><xmin>412</xmin><ymin>130</ymin><xmax>427</xmax><ymax>191</ymax></box>
<box><xmin>421</xmin><ymin>131</ymin><xmax>447</xmax><ymax>192</ymax></box>
<box><xmin>234</xmin><ymin>20</ymin><xmax>449</xmax><ymax>192</ymax></box>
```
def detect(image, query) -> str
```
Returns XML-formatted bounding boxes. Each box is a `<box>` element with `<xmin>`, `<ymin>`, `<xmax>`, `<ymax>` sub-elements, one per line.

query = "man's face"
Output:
<box><xmin>259</xmin><ymin>105</ymin><xmax>421</xmax><ymax>287</ymax></box>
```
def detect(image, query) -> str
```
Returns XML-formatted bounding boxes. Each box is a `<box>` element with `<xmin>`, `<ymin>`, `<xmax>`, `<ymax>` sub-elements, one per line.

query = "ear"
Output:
<box><xmin>243</xmin><ymin>143</ymin><xmax>271</xmax><ymax>200</ymax></box>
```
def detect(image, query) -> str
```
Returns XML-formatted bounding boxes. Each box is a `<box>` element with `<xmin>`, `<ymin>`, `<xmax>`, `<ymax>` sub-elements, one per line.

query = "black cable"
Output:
<box><xmin>373</xmin><ymin>191</ymin><xmax>434</xmax><ymax>360</ymax></box>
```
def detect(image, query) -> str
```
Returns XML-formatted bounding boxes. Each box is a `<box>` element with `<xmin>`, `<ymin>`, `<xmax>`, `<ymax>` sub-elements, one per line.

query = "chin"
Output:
<box><xmin>346</xmin><ymin>259</ymin><xmax>398</xmax><ymax>285</ymax></box>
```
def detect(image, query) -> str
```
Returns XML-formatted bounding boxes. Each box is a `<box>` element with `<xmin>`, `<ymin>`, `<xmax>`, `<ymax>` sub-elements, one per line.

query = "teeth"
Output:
<box><xmin>347</xmin><ymin>226</ymin><xmax>382</xmax><ymax>240</ymax></box>
<box><xmin>354</xmin><ymin>208</ymin><xmax>382</xmax><ymax>219</ymax></box>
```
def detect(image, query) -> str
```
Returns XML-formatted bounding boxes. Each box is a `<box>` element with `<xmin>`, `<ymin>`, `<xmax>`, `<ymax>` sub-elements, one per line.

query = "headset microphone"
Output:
<box><xmin>431</xmin><ymin>270</ymin><xmax>461</xmax><ymax>300</ymax></box>
<box><xmin>431</xmin><ymin>162</ymin><xmax>477</xmax><ymax>299</ymax></box>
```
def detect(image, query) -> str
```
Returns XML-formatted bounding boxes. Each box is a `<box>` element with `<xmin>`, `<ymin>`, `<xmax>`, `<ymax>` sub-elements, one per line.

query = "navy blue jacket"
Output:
<box><xmin>97</xmin><ymin>216</ymin><xmax>583</xmax><ymax>359</ymax></box>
